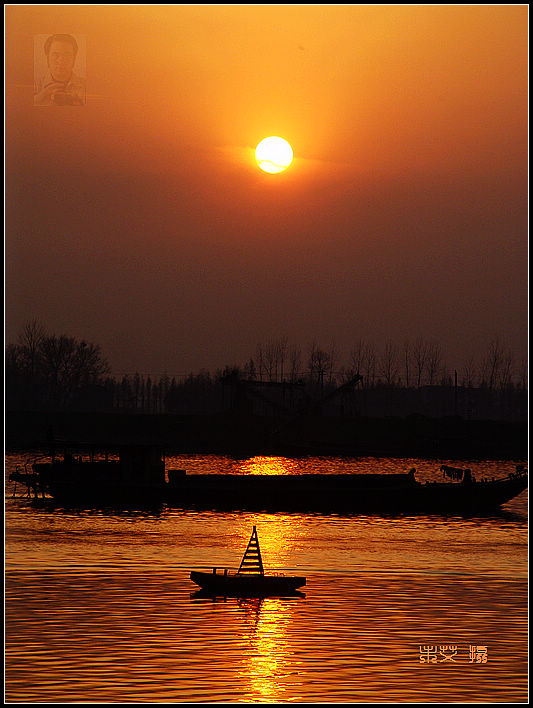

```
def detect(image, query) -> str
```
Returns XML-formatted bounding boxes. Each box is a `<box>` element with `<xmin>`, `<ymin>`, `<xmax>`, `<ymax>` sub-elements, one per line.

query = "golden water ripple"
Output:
<box><xmin>5</xmin><ymin>569</ymin><xmax>528</xmax><ymax>702</ymax></box>
<box><xmin>5</xmin><ymin>453</ymin><xmax>528</xmax><ymax>702</ymax></box>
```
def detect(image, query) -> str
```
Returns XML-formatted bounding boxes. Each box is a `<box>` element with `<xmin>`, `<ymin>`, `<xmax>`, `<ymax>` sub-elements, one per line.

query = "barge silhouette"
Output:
<box><xmin>10</xmin><ymin>443</ymin><xmax>528</xmax><ymax>515</ymax></box>
<box><xmin>167</xmin><ymin>466</ymin><xmax>528</xmax><ymax>514</ymax></box>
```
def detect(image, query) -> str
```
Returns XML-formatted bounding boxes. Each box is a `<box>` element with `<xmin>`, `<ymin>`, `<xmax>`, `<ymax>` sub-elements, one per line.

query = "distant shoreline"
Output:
<box><xmin>5</xmin><ymin>410</ymin><xmax>527</xmax><ymax>461</ymax></box>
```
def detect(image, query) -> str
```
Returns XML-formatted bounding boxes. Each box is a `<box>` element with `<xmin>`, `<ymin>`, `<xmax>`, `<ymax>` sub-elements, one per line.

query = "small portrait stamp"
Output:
<box><xmin>34</xmin><ymin>34</ymin><xmax>86</xmax><ymax>106</ymax></box>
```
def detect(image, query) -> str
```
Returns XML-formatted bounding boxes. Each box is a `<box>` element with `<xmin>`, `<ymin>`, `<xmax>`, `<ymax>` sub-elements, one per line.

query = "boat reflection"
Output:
<box><xmin>190</xmin><ymin>589</ymin><xmax>305</xmax><ymax>601</ymax></box>
<box><xmin>189</xmin><ymin>515</ymin><xmax>307</xmax><ymax>701</ymax></box>
<box><xmin>190</xmin><ymin>593</ymin><xmax>305</xmax><ymax>702</ymax></box>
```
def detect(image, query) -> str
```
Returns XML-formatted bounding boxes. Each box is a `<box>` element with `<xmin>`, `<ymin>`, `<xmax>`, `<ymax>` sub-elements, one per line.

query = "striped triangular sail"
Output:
<box><xmin>237</xmin><ymin>526</ymin><xmax>264</xmax><ymax>575</ymax></box>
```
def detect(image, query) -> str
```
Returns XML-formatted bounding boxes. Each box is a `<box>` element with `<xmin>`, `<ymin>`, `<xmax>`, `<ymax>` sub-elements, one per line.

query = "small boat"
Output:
<box><xmin>190</xmin><ymin>526</ymin><xmax>306</xmax><ymax>597</ymax></box>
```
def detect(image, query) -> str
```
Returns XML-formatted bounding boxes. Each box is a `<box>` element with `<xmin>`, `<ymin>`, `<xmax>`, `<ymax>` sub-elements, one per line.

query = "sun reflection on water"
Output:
<box><xmin>5</xmin><ymin>453</ymin><xmax>528</xmax><ymax>702</ymax></box>
<box><xmin>207</xmin><ymin>516</ymin><xmax>307</xmax><ymax>702</ymax></box>
<box><xmin>235</xmin><ymin>456</ymin><xmax>299</xmax><ymax>475</ymax></box>
<box><xmin>237</xmin><ymin>597</ymin><xmax>303</xmax><ymax>703</ymax></box>
<box><xmin>234</xmin><ymin>513</ymin><xmax>307</xmax><ymax>570</ymax></box>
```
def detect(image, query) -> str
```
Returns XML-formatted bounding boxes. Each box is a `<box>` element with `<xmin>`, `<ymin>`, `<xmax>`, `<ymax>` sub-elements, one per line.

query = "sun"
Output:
<box><xmin>255</xmin><ymin>136</ymin><xmax>293</xmax><ymax>173</ymax></box>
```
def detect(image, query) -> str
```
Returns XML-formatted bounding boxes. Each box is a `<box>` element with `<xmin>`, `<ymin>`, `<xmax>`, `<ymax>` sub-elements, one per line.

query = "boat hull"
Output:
<box><xmin>169</xmin><ymin>472</ymin><xmax>528</xmax><ymax>515</ymax></box>
<box><xmin>31</xmin><ymin>458</ymin><xmax>166</xmax><ymax>509</ymax></box>
<box><xmin>28</xmin><ymin>453</ymin><xmax>527</xmax><ymax>515</ymax></box>
<box><xmin>190</xmin><ymin>570</ymin><xmax>306</xmax><ymax>597</ymax></box>
<box><xmin>48</xmin><ymin>480</ymin><xmax>167</xmax><ymax>509</ymax></box>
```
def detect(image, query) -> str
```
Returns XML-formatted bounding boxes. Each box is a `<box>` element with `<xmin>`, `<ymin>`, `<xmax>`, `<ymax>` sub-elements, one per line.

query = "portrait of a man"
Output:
<box><xmin>34</xmin><ymin>33</ymin><xmax>86</xmax><ymax>106</ymax></box>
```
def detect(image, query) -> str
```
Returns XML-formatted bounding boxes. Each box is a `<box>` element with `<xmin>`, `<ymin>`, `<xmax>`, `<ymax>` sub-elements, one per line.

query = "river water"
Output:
<box><xmin>5</xmin><ymin>453</ymin><xmax>528</xmax><ymax>703</ymax></box>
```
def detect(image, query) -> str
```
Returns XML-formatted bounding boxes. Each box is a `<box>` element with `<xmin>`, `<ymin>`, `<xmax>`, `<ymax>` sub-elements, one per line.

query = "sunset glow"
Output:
<box><xmin>4</xmin><ymin>6</ymin><xmax>528</xmax><ymax>704</ymax></box>
<box><xmin>5</xmin><ymin>3</ymin><xmax>527</xmax><ymax>387</ymax></box>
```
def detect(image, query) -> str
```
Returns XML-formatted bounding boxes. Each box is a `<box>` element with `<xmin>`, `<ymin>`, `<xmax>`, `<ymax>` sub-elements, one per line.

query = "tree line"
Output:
<box><xmin>236</xmin><ymin>336</ymin><xmax>526</xmax><ymax>391</ymax></box>
<box><xmin>5</xmin><ymin>322</ymin><xmax>527</xmax><ymax>413</ymax></box>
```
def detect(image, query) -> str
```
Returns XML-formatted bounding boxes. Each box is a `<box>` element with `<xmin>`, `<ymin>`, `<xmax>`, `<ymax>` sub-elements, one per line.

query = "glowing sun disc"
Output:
<box><xmin>255</xmin><ymin>136</ymin><xmax>293</xmax><ymax>173</ymax></box>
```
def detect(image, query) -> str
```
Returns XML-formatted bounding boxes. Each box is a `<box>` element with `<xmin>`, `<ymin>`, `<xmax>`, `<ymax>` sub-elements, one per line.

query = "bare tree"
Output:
<box><xmin>243</xmin><ymin>358</ymin><xmax>257</xmax><ymax>381</ymax></box>
<box><xmin>349</xmin><ymin>339</ymin><xmax>367</xmax><ymax>376</ymax></box>
<box><xmin>350</xmin><ymin>339</ymin><xmax>376</xmax><ymax>388</ymax></box>
<box><xmin>255</xmin><ymin>343</ymin><xmax>265</xmax><ymax>382</ymax></box>
<box><xmin>426</xmin><ymin>341</ymin><xmax>443</xmax><ymax>385</ymax></box>
<box><xmin>402</xmin><ymin>338</ymin><xmax>411</xmax><ymax>388</ymax></box>
<box><xmin>288</xmin><ymin>345</ymin><xmax>302</xmax><ymax>382</ymax></box>
<box><xmin>412</xmin><ymin>338</ymin><xmax>429</xmax><ymax>387</ymax></box>
<box><xmin>39</xmin><ymin>335</ymin><xmax>74</xmax><ymax>404</ymax></box>
<box><xmin>498</xmin><ymin>349</ymin><xmax>515</xmax><ymax>390</ymax></box>
<box><xmin>5</xmin><ymin>343</ymin><xmax>22</xmax><ymax>371</ymax></box>
<box><xmin>461</xmin><ymin>356</ymin><xmax>477</xmax><ymax>388</ymax></box>
<box><xmin>278</xmin><ymin>336</ymin><xmax>288</xmax><ymax>382</ymax></box>
<box><xmin>7</xmin><ymin>323</ymin><xmax>110</xmax><ymax>409</ymax></box>
<box><xmin>36</xmin><ymin>335</ymin><xmax>110</xmax><ymax>406</ymax></box>
<box><xmin>72</xmin><ymin>340</ymin><xmax>110</xmax><ymax>386</ymax></box>
<box><xmin>481</xmin><ymin>337</ymin><xmax>505</xmax><ymax>390</ymax></box>
<box><xmin>159</xmin><ymin>374</ymin><xmax>171</xmax><ymax>412</ymax></box>
<box><xmin>261</xmin><ymin>337</ymin><xmax>288</xmax><ymax>382</ymax></box>
<box><xmin>379</xmin><ymin>340</ymin><xmax>399</xmax><ymax>386</ymax></box>
<box><xmin>307</xmin><ymin>341</ymin><xmax>319</xmax><ymax>383</ymax></box>
<box><xmin>133</xmin><ymin>372</ymin><xmax>142</xmax><ymax>410</ymax></box>
<box><xmin>18</xmin><ymin>319</ymin><xmax>46</xmax><ymax>379</ymax></box>
<box><xmin>516</xmin><ymin>358</ymin><xmax>527</xmax><ymax>390</ymax></box>
<box><xmin>145</xmin><ymin>376</ymin><xmax>152</xmax><ymax>411</ymax></box>
<box><xmin>363</xmin><ymin>342</ymin><xmax>377</xmax><ymax>388</ymax></box>
<box><xmin>307</xmin><ymin>341</ymin><xmax>334</xmax><ymax>389</ymax></box>
<box><xmin>326</xmin><ymin>342</ymin><xmax>339</xmax><ymax>385</ymax></box>
<box><xmin>263</xmin><ymin>340</ymin><xmax>276</xmax><ymax>381</ymax></box>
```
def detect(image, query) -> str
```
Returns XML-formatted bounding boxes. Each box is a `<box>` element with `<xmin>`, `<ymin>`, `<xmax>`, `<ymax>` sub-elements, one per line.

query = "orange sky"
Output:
<box><xmin>5</xmin><ymin>5</ymin><xmax>529</xmax><ymax>376</ymax></box>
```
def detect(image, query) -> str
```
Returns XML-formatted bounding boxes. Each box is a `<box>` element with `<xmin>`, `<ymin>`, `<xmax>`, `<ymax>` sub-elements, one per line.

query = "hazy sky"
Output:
<box><xmin>5</xmin><ymin>5</ymin><xmax>528</xmax><ymax>377</ymax></box>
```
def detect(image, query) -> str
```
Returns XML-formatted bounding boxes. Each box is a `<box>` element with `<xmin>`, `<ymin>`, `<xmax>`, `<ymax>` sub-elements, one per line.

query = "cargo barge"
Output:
<box><xmin>9</xmin><ymin>443</ymin><xmax>528</xmax><ymax>515</ymax></box>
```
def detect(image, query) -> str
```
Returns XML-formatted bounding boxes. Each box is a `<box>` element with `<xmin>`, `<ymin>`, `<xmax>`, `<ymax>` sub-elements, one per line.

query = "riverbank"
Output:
<box><xmin>5</xmin><ymin>409</ymin><xmax>527</xmax><ymax>460</ymax></box>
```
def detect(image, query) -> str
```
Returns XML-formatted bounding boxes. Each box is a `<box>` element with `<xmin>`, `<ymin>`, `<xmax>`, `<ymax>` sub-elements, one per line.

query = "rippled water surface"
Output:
<box><xmin>5</xmin><ymin>454</ymin><xmax>528</xmax><ymax>703</ymax></box>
